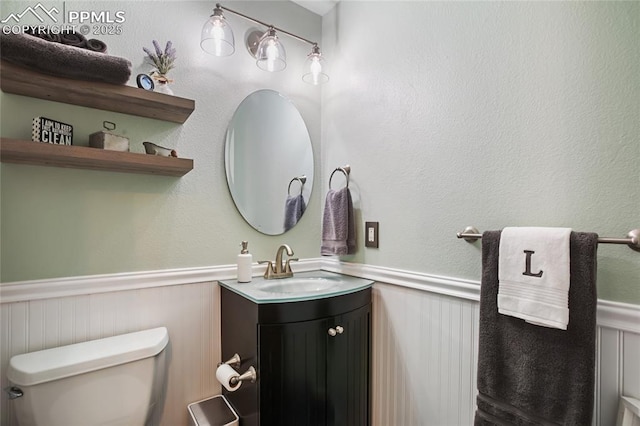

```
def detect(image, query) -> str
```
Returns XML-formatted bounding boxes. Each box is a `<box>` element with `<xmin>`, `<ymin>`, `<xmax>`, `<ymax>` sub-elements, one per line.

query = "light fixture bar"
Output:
<box><xmin>203</xmin><ymin>3</ymin><xmax>329</xmax><ymax>83</ymax></box>
<box><xmin>217</xmin><ymin>3</ymin><xmax>317</xmax><ymax>48</ymax></box>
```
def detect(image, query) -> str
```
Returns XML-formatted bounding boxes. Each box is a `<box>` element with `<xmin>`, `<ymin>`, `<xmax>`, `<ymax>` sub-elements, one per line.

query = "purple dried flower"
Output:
<box><xmin>153</xmin><ymin>40</ymin><xmax>162</xmax><ymax>56</ymax></box>
<box><xmin>144</xmin><ymin>40</ymin><xmax>177</xmax><ymax>76</ymax></box>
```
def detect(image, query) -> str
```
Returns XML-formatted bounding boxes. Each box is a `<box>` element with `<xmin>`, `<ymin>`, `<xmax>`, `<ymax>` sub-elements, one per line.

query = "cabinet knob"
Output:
<box><xmin>328</xmin><ymin>326</ymin><xmax>344</xmax><ymax>337</ymax></box>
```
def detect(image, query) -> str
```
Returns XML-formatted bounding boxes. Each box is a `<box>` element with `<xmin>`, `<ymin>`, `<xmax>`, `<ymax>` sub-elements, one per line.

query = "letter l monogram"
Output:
<box><xmin>522</xmin><ymin>250</ymin><xmax>543</xmax><ymax>277</ymax></box>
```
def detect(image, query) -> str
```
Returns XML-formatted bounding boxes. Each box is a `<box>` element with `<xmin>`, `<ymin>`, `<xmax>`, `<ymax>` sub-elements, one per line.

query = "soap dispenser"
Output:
<box><xmin>237</xmin><ymin>241</ymin><xmax>252</xmax><ymax>283</ymax></box>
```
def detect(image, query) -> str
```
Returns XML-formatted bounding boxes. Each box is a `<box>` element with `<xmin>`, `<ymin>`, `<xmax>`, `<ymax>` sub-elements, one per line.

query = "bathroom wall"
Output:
<box><xmin>321</xmin><ymin>1</ymin><xmax>639</xmax><ymax>304</ymax></box>
<box><xmin>319</xmin><ymin>3</ymin><xmax>640</xmax><ymax>423</ymax></box>
<box><xmin>0</xmin><ymin>2</ymin><xmax>322</xmax><ymax>425</ymax></box>
<box><xmin>1</xmin><ymin>1</ymin><xmax>639</xmax><ymax>425</ymax></box>
<box><xmin>0</xmin><ymin>1</ymin><xmax>323</xmax><ymax>282</ymax></box>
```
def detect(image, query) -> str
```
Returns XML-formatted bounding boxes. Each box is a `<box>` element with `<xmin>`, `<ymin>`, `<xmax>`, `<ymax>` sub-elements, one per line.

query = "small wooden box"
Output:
<box><xmin>89</xmin><ymin>131</ymin><xmax>129</xmax><ymax>152</ymax></box>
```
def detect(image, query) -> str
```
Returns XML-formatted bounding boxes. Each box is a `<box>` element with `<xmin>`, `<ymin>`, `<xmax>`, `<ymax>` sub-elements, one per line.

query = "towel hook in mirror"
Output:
<box><xmin>287</xmin><ymin>175</ymin><xmax>306</xmax><ymax>196</ymax></box>
<box><xmin>329</xmin><ymin>165</ymin><xmax>350</xmax><ymax>190</ymax></box>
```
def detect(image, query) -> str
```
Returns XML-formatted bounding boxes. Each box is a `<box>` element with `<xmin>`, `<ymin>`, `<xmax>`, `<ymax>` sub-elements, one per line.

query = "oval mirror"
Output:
<box><xmin>225</xmin><ymin>90</ymin><xmax>314</xmax><ymax>235</ymax></box>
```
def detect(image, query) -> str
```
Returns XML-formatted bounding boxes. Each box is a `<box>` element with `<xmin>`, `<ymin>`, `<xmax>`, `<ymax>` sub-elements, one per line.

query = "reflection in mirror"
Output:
<box><xmin>225</xmin><ymin>90</ymin><xmax>314</xmax><ymax>235</ymax></box>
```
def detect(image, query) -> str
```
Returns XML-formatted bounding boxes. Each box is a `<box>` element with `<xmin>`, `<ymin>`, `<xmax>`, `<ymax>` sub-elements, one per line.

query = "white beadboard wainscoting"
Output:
<box><xmin>0</xmin><ymin>260</ymin><xmax>322</xmax><ymax>426</ymax></box>
<box><xmin>324</xmin><ymin>261</ymin><xmax>640</xmax><ymax>426</ymax></box>
<box><xmin>0</xmin><ymin>282</ymin><xmax>220</xmax><ymax>426</ymax></box>
<box><xmin>1</xmin><ymin>259</ymin><xmax>638</xmax><ymax>426</ymax></box>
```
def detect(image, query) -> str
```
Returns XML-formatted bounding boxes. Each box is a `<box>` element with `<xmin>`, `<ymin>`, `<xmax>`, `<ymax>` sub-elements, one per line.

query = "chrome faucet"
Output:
<box><xmin>260</xmin><ymin>244</ymin><xmax>298</xmax><ymax>279</ymax></box>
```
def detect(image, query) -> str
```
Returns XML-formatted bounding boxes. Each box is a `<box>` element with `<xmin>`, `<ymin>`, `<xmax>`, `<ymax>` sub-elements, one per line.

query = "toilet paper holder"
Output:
<box><xmin>218</xmin><ymin>353</ymin><xmax>257</xmax><ymax>385</ymax></box>
<box><xmin>218</xmin><ymin>353</ymin><xmax>242</xmax><ymax>369</ymax></box>
<box><xmin>230</xmin><ymin>366</ymin><xmax>257</xmax><ymax>386</ymax></box>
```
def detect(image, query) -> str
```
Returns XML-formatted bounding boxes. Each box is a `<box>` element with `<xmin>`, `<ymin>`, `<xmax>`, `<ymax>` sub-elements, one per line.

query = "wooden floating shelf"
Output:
<box><xmin>0</xmin><ymin>138</ymin><xmax>193</xmax><ymax>177</ymax></box>
<box><xmin>0</xmin><ymin>60</ymin><xmax>194</xmax><ymax>124</ymax></box>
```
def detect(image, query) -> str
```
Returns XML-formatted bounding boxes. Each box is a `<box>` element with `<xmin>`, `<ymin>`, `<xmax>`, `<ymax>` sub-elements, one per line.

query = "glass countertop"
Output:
<box><xmin>219</xmin><ymin>270</ymin><xmax>373</xmax><ymax>304</ymax></box>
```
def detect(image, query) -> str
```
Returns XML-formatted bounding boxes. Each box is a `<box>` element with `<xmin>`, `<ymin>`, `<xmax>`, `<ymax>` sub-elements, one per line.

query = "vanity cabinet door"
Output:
<box><xmin>258</xmin><ymin>303</ymin><xmax>371</xmax><ymax>426</ymax></box>
<box><xmin>326</xmin><ymin>304</ymin><xmax>371</xmax><ymax>426</ymax></box>
<box><xmin>259</xmin><ymin>316</ymin><xmax>329</xmax><ymax>426</ymax></box>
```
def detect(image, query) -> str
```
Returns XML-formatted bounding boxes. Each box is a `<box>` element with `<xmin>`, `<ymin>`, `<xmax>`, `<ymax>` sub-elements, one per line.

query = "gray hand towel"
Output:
<box><xmin>475</xmin><ymin>231</ymin><xmax>598</xmax><ymax>426</ymax></box>
<box><xmin>321</xmin><ymin>187</ymin><xmax>356</xmax><ymax>255</ymax></box>
<box><xmin>0</xmin><ymin>33</ymin><xmax>130</xmax><ymax>85</ymax></box>
<box><xmin>284</xmin><ymin>194</ymin><xmax>306</xmax><ymax>232</ymax></box>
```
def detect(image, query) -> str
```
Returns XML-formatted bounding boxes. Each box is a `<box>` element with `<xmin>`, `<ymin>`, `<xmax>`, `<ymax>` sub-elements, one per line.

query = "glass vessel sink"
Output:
<box><xmin>219</xmin><ymin>270</ymin><xmax>373</xmax><ymax>303</ymax></box>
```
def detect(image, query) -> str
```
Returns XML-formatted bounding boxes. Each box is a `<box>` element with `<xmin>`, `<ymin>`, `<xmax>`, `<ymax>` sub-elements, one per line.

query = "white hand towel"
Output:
<box><xmin>498</xmin><ymin>227</ymin><xmax>572</xmax><ymax>329</ymax></box>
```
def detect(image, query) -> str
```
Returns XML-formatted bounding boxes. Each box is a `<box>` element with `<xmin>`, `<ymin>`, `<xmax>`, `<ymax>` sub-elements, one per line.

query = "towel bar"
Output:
<box><xmin>329</xmin><ymin>165</ymin><xmax>350</xmax><ymax>189</ymax></box>
<box><xmin>456</xmin><ymin>226</ymin><xmax>640</xmax><ymax>252</ymax></box>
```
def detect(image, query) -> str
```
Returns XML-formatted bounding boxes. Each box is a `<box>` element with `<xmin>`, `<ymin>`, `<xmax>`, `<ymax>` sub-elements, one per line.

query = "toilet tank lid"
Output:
<box><xmin>7</xmin><ymin>327</ymin><xmax>169</xmax><ymax>386</ymax></box>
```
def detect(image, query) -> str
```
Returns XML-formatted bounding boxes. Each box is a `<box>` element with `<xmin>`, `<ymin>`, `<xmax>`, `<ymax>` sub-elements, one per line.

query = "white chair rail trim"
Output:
<box><xmin>0</xmin><ymin>259</ymin><xmax>323</xmax><ymax>303</ymax></box>
<box><xmin>1</xmin><ymin>258</ymin><xmax>637</xmax><ymax>333</ymax></box>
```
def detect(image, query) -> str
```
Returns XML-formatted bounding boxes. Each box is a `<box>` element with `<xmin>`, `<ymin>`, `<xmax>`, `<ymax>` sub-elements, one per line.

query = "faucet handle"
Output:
<box><xmin>258</xmin><ymin>260</ymin><xmax>275</xmax><ymax>279</ymax></box>
<box><xmin>284</xmin><ymin>258</ymin><xmax>299</xmax><ymax>273</ymax></box>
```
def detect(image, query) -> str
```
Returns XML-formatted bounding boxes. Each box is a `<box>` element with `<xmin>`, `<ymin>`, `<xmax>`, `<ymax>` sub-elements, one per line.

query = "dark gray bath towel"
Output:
<box><xmin>321</xmin><ymin>187</ymin><xmax>356</xmax><ymax>255</ymax></box>
<box><xmin>475</xmin><ymin>231</ymin><xmax>598</xmax><ymax>426</ymax></box>
<box><xmin>0</xmin><ymin>33</ymin><xmax>130</xmax><ymax>85</ymax></box>
<box><xmin>284</xmin><ymin>194</ymin><xmax>306</xmax><ymax>232</ymax></box>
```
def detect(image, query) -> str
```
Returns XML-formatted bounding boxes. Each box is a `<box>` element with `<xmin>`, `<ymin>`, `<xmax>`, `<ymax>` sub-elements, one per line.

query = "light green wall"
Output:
<box><xmin>1</xmin><ymin>1</ymin><xmax>638</xmax><ymax>304</ymax></box>
<box><xmin>0</xmin><ymin>1</ymin><xmax>323</xmax><ymax>281</ymax></box>
<box><xmin>321</xmin><ymin>1</ymin><xmax>639</xmax><ymax>304</ymax></box>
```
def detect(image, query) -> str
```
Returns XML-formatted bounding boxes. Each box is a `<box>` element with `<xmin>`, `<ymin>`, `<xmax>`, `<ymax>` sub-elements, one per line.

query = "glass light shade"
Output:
<box><xmin>201</xmin><ymin>11</ymin><xmax>235</xmax><ymax>57</ymax></box>
<box><xmin>256</xmin><ymin>30</ymin><xmax>286</xmax><ymax>72</ymax></box>
<box><xmin>302</xmin><ymin>51</ymin><xmax>329</xmax><ymax>85</ymax></box>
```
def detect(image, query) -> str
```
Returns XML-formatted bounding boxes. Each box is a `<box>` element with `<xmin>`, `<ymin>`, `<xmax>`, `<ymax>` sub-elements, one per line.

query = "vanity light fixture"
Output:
<box><xmin>200</xmin><ymin>3</ymin><xmax>329</xmax><ymax>84</ymax></box>
<box><xmin>200</xmin><ymin>4</ymin><xmax>235</xmax><ymax>57</ymax></box>
<box><xmin>302</xmin><ymin>44</ymin><xmax>329</xmax><ymax>85</ymax></box>
<box><xmin>255</xmin><ymin>27</ymin><xmax>286</xmax><ymax>72</ymax></box>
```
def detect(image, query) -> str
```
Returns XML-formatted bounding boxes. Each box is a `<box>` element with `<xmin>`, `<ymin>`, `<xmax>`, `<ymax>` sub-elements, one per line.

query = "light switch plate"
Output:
<box><xmin>365</xmin><ymin>222</ymin><xmax>379</xmax><ymax>248</ymax></box>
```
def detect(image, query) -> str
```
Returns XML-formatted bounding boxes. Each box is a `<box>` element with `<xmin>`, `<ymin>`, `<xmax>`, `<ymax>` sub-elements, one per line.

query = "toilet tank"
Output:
<box><xmin>7</xmin><ymin>327</ymin><xmax>169</xmax><ymax>426</ymax></box>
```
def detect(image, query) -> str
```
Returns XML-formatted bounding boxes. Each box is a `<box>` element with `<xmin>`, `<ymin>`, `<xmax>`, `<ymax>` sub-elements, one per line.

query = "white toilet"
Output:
<box><xmin>617</xmin><ymin>396</ymin><xmax>640</xmax><ymax>426</ymax></box>
<box><xmin>6</xmin><ymin>327</ymin><xmax>169</xmax><ymax>426</ymax></box>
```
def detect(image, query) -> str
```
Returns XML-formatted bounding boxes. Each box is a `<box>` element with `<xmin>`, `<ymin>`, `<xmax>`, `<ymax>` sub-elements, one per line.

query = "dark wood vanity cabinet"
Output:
<box><xmin>220</xmin><ymin>286</ymin><xmax>372</xmax><ymax>426</ymax></box>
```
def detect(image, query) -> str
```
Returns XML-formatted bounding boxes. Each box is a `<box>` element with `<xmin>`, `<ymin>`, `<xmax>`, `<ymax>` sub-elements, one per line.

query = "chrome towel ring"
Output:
<box><xmin>329</xmin><ymin>165</ymin><xmax>351</xmax><ymax>190</ymax></box>
<box><xmin>288</xmin><ymin>175</ymin><xmax>307</xmax><ymax>196</ymax></box>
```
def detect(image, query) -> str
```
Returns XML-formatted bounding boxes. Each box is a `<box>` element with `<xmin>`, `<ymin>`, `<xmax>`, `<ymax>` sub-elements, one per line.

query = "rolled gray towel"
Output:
<box><xmin>86</xmin><ymin>39</ymin><xmax>107</xmax><ymax>53</ymax></box>
<box><xmin>60</xmin><ymin>31</ymin><xmax>87</xmax><ymax>48</ymax></box>
<box><xmin>24</xmin><ymin>29</ymin><xmax>61</xmax><ymax>43</ymax></box>
<box><xmin>0</xmin><ymin>33</ymin><xmax>130</xmax><ymax>85</ymax></box>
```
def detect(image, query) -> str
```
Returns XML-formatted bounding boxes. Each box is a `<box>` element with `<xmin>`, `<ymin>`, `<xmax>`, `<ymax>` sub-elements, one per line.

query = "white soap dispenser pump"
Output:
<box><xmin>237</xmin><ymin>241</ymin><xmax>252</xmax><ymax>283</ymax></box>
